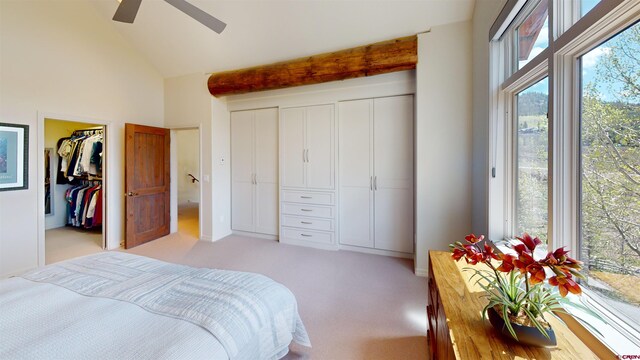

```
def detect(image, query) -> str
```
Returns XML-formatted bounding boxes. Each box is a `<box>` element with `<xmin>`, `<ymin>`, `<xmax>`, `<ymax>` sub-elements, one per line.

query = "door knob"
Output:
<box><xmin>126</xmin><ymin>192</ymin><xmax>138</xmax><ymax>196</ymax></box>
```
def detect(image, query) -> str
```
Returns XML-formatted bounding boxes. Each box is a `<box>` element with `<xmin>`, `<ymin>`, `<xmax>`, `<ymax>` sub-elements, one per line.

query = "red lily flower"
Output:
<box><xmin>513</xmin><ymin>243</ymin><xmax>528</xmax><ymax>255</ymax></box>
<box><xmin>465</xmin><ymin>234</ymin><xmax>485</xmax><ymax>244</ymax></box>
<box><xmin>526</xmin><ymin>263</ymin><xmax>546</xmax><ymax>284</ymax></box>
<box><xmin>514</xmin><ymin>252</ymin><xmax>536</xmax><ymax>274</ymax></box>
<box><xmin>497</xmin><ymin>254</ymin><xmax>516</xmax><ymax>272</ymax></box>
<box><xmin>548</xmin><ymin>275</ymin><xmax>582</xmax><ymax>297</ymax></box>
<box><xmin>451</xmin><ymin>248</ymin><xmax>466</xmax><ymax>261</ymax></box>
<box><xmin>484</xmin><ymin>243</ymin><xmax>501</xmax><ymax>261</ymax></box>
<box><xmin>517</xmin><ymin>233</ymin><xmax>542</xmax><ymax>252</ymax></box>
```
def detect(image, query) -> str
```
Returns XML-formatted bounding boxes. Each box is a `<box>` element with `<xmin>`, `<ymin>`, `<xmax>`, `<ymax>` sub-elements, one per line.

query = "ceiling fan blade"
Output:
<box><xmin>113</xmin><ymin>0</ymin><xmax>143</xmax><ymax>23</ymax></box>
<box><xmin>164</xmin><ymin>0</ymin><xmax>227</xmax><ymax>34</ymax></box>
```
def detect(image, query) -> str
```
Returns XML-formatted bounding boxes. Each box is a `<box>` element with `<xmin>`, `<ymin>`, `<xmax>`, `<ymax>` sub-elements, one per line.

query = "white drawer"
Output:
<box><xmin>281</xmin><ymin>203</ymin><xmax>334</xmax><ymax>218</ymax></box>
<box><xmin>282</xmin><ymin>215</ymin><xmax>334</xmax><ymax>231</ymax></box>
<box><xmin>281</xmin><ymin>228</ymin><xmax>334</xmax><ymax>245</ymax></box>
<box><xmin>282</xmin><ymin>190</ymin><xmax>334</xmax><ymax>205</ymax></box>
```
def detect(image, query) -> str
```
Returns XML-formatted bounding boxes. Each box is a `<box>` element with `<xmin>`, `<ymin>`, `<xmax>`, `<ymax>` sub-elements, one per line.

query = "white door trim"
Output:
<box><xmin>169</xmin><ymin>125</ymin><xmax>203</xmax><ymax>239</ymax></box>
<box><xmin>37</xmin><ymin>111</ymin><xmax>112</xmax><ymax>267</ymax></box>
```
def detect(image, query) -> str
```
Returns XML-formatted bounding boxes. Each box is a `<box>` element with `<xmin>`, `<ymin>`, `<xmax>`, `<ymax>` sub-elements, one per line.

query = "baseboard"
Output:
<box><xmin>232</xmin><ymin>230</ymin><xmax>279</xmax><ymax>241</ymax></box>
<box><xmin>200</xmin><ymin>235</ymin><xmax>213</xmax><ymax>242</ymax></box>
<box><xmin>339</xmin><ymin>244</ymin><xmax>414</xmax><ymax>259</ymax></box>
<box><xmin>1</xmin><ymin>265</ymin><xmax>38</xmax><ymax>279</ymax></box>
<box><xmin>415</xmin><ymin>267</ymin><xmax>428</xmax><ymax>277</ymax></box>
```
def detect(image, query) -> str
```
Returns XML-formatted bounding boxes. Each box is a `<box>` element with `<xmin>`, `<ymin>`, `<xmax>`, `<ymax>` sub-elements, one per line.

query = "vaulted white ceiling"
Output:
<box><xmin>90</xmin><ymin>0</ymin><xmax>475</xmax><ymax>78</ymax></box>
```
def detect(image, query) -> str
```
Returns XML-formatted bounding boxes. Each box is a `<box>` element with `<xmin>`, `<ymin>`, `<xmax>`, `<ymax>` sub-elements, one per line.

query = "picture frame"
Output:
<box><xmin>0</xmin><ymin>123</ymin><xmax>29</xmax><ymax>191</ymax></box>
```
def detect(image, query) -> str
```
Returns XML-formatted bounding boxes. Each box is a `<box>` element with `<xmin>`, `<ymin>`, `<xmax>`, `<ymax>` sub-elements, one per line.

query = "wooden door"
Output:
<box><xmin>280</xmin><ymin>107</ymin><xmax>306</xmax><ymax>188</ymax></box>
<box><xmin>231</xmin><ymin>111</ymin><xmax>256</xmax><ymax>232</ymax></box>
<box><xmin>254</xmin><ymin>108</ymin><xmax>279</xmax><ymax>235</ymax></box>
<box><xmin>125</xmin><ymin>123</ymin><xmax>170</xmax><ymax>248</ymax></box>
<box><xmin>338</xmin><ymin>99</ymin><xmax>374</xmax><ymax>248</ymax></box>
<box><xmin>373</xmin><ymin>95</ymin><xmax>414</xmax><ymax>253</ymax></box>
<box><xmin>305</xmin><ymin>104</ymin><xmax>334</xmax><ymax>189</ymax></box>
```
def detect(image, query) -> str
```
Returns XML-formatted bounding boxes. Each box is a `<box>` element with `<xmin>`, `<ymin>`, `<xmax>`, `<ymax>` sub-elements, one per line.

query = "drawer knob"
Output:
<box><xmin>301</xmin><ymin>209</ymin><xmax>313</xmax><ymax>212</ymax></box>
<box><xmin>301</xmin><ymin>221</ymin><xmax>312</xmax><ymax>224</ymax></box>
<box><xmin>300</xmin><ymin>234</ymin><xmax>312</xmax><ymax>237</ymax></box>
<box><xmin>300</xmin><ymin>196</ymin><xmax>312</xmax><ymax>199</ymax></box>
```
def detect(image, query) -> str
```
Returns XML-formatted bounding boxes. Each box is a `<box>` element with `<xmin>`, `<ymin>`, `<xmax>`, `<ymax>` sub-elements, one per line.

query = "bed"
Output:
<box><xmin>0</xmin><ymin>252</ymin><xmax>310</xmax><ymax>360</ymax></box>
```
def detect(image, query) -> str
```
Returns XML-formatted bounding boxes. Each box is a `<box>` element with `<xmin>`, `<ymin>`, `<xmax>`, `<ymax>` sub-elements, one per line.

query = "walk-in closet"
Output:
<box><xmin>44</xmin><ymin>118</ymin><xmax>105</xmax><ymax>264</ymax></box>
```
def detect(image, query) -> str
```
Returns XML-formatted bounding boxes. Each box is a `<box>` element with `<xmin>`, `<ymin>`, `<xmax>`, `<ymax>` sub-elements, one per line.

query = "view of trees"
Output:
<box><xmin>581</xmin><ymin>22</ymin><xmax>640</xmax><ymax>317</ymax></box>
<box><xmin>516</xmin><ymin>22</ymin><xmax>640</xmax><ymax>322</ymax></box>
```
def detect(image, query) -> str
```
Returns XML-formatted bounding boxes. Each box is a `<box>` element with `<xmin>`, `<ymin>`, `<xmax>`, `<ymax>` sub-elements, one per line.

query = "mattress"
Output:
<box><xmin>0</xmin><ymin>252</ymin><xmax>310</xmax><ymax>360</ymax></box>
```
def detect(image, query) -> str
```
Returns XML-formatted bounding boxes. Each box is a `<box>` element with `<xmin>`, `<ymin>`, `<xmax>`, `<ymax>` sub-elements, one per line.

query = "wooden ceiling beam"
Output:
<box><xmin>207</xmin><ymin>35</ymin><xmax>418</xmax><ymax>97</ymax></box>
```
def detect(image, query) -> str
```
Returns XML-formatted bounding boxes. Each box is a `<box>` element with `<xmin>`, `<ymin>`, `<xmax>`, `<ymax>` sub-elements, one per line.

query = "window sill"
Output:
<box><xmin>559</xmin><ymin>290</ymin><xmax>640</xmax><ymax>357</ymax></box>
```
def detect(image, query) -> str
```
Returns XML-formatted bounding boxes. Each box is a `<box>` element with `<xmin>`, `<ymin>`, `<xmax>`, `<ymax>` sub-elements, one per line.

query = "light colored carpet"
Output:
<box><xmin>125</xmin><ymin>232</ymin><xmax>428</xmax><ymax>359</ymax></box>
<box><xmin>45</xmin><ymin>227</ymin><xmax>103</xmax><ymax>265</ymax></box>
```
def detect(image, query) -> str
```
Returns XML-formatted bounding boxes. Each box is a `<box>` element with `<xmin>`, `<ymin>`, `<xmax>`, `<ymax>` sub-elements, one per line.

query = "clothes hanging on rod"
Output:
<box><xmin>57</xmin><ymin>128</ymin><xmax>103</xmax><ymax>183</ymax></box>
<box><xmin>65</xmin><ymin>182</ymin><xmax>102</xmax><ymax>229</ymax></box>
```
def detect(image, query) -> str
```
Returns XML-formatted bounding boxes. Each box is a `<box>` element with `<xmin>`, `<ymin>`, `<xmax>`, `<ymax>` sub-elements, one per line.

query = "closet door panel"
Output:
<box><xmin>231</xmin><ymin>111</ymin><xmax>255</xmax><ymax>232</ymax></box>
<box><xmin>255</xmin><ymin>108</ymin><xmax>278</xmax><ymax>184</ymax></box>
<box><xmin>306</xmin><ymin>104</ymin><xmax>334</xmax><ymax>190</ymax></box>
<box><xmin>374</xmin><ymin>187</ymin><xmax>413</xmax><ymax>253</ymax></box>
<box><xmin>280</xmin><ymin>107</ymin><xmax>306</xmax><ymax>188</ymax></box>
<box><xmin>339</xmin><ymin>188</ymin><xmax>373</xmax><ymax>247</ymax></box>
<box><xmin>255</xmin><ymin>182</ymin><xmax>279</xmax><ymax>235</ymax></box>
<box><xmin>255</xmin><ymin>108</ymin><xmax>279</xmax><ymax>235</ymax></box>
<box><xmin>373</xmin><ymin>95</ymin><xmax>414</xmax><ymax>253</ymax></box>
<box><xmin>338</xmin><ymin>99</ymin><xmax>373</xmax><ymax>248</ymax></box>
<box><xmin>232</xmin><ymin>182</ymin><xmax>255</xmax><ymax>232</ymax></box>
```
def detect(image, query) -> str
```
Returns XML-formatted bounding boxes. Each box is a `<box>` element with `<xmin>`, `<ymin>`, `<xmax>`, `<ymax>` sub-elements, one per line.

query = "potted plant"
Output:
<box><xmin>450</xmin><ymin>233</ymin><xmax>596</xmax><ymax>347</ymax></box>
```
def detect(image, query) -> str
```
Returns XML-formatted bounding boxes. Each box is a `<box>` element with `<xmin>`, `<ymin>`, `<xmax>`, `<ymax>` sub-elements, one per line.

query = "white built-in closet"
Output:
<box><xmin>338</xmin><ymin>95</ymin><xmax>414</xmax><ymax>254</ymax></box>
<box><xmin>279</xmin><ymin>104</ymin><xmax>336</xmax><ymax>248</ymax></box>
<box><xmin>231</xmin><ymin>108</ymin><xmax>279</xmax><ymax>236</ymax></box>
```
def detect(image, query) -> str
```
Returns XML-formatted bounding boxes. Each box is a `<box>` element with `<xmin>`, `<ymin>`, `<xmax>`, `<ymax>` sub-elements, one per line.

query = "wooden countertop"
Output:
<box><xmin>429</xmin><ymin>250</ymin><xmax>598</xmax><ymax>359</ymax></box>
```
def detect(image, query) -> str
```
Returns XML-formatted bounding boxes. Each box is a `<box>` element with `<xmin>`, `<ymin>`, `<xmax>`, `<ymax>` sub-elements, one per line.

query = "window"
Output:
<box><xmin>516</xmin><ymin>77</ymin><xmax>548</xmax><ymax>242</ymax></box>
<box><xmin>489</xmin><ymin>0</ymin><xmax>640</xmax><ymax>354</ymax></box>
<box><xmin>516</xmin><ymin>1</ymin><xmax>549</xmax><ymax>69</ymax></box>
<box><xmin>581</xmin><ymin>0</ymin><xmax>601</xmax><ymax>17</ymax></box>
<box><xmin>580</xmin><ymin>21</ymin><xmax>640</xmax><ymax>331</ymax></box>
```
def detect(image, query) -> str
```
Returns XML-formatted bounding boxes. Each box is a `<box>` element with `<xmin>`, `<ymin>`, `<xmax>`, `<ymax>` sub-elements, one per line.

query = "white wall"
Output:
<box><xmin>471</xmin><ymin>0</ymin><xmax>507</xmax><ymax>236</ymax></box>
<box><xmin>415</xmin><ymin>21</ymin><xmax>473</xmax><ymax>276</ymax></box>
<box><xmin>164</xmin><ymin>73</ymin><xmax>218</xmax><ymax>241</ymax></box>
<box><xmin>44</xmin><ymin>119</ymin><xmax>100</xmax><ymax>230</ymax></box>
<box><xmin>176</xmin><ymin>129</ymin><xmax>200</xmax><ymax>204</ymax></box>
<box><xmin>0</xmin><ymin>0</ymin><xmax>164</xmax><ymax>277</ymax></box>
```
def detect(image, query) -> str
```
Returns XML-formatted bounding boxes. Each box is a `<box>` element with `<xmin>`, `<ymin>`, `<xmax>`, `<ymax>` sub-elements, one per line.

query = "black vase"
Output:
<box><xmin>487</xmin><ymin>306</ymin><xmax>557</xmax><ymax>347</ymax></box>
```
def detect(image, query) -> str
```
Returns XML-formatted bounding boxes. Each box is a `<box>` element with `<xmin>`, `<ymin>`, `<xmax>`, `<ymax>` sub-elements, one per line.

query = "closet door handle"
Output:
<box><xmin>306</xmin><ymin>149</ymin><xmax>309</xmax><ymax>162</ymax></box>
<box><xmin>303</xmin><ymin>150</ymin><xmax>306</xmax><ymax>163</ymax></box>
<box><xmin>370</xmin><ymin>176</ymin><xmax>373</xmax><ymax>191</ymax></box>
<box><xmin>254</xmin><ymin>173</ymin><xmax>257</xmax><ymax>185</ymax></box>
<box><xmin>126</xmin><ymin>192</ymin><xmax>138</xmax><ymax>197</ymax></box>
<box><xmin>374</xmin><ymin>176</ymin><xmax>378</xmax><ymax>191</ymax></box>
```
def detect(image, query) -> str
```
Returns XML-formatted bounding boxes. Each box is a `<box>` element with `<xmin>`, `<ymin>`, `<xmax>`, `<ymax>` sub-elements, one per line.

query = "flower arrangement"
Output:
<box><xmin>450</xmin><ymin>233</ymin><xmax>593</xmax><ymax>343</ymax></box>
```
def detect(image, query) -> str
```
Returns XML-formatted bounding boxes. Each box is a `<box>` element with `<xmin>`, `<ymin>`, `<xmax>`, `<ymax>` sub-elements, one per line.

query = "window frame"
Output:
<box><xmin>489</xmin><ymin>0</ymin><xmax>640</xmax><ymax>355</ymax></box>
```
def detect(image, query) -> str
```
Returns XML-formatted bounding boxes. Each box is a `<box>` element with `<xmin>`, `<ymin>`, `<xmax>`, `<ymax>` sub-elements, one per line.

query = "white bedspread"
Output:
<box><xmin>0</xmin><ymin>252</ymin><xmax>310</xmax><ymax>360</ymax></box>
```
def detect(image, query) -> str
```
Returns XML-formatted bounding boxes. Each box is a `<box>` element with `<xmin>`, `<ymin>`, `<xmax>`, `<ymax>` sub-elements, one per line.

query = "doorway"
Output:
<box><xmin>172</xmin><ymin>128</ymin><xmax>200</xmax><ymax>239</ymax></box>
<box><xmin>43</xmin><ymin>118</ymin><xmax>106</xmax><ymax>264</ymax></box>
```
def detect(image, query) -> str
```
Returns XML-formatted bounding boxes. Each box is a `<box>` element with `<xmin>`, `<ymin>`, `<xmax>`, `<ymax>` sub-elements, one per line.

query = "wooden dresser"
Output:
<box><xmin>427</xmin><ymin>251</ymin><xmax>598</xmax><ymax>359</ymax></box>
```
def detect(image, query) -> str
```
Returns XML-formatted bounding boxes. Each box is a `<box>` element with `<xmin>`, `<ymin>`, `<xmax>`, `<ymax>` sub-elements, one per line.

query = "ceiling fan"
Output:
<box><xmin>113</xmin><ymin>0</ymin><xmax>227</xmax><ymax>34</ymax></box>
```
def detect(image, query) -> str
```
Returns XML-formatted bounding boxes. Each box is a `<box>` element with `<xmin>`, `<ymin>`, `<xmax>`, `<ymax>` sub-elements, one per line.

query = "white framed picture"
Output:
<box><xmin>0</xmin><ymin>123</ymin><xmax>29</xmax><ymax>191</ymax></box>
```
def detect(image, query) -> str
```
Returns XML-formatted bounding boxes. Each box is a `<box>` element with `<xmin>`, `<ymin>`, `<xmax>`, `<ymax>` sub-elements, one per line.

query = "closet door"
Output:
<box><xmin>306</xmin><ymin>104</ymin><xmax>334</xmax><ymax>190</ymax></box>
<box><xmin>254</xmin><ymin>108</ymin><xmax>279</xmax><ymax>235</ymax></box>
<box><xmin>280</xmin><ymin>107</ymin><xmax>306</xmax><ymax>188</ymax></box>
<box><xmin>338</xmin><ymin>100</ymin><xmax>374</xmax><ymax>248</ymax></box>
<box><xmin>373</xmin><ymin>95</ymin><xmax>414</xmax><ymax>253</ymax></box>
<box><xmin>231</xmin><ymin>111</ymin><xmax>255</xmax><ymax>232</ymax></box>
